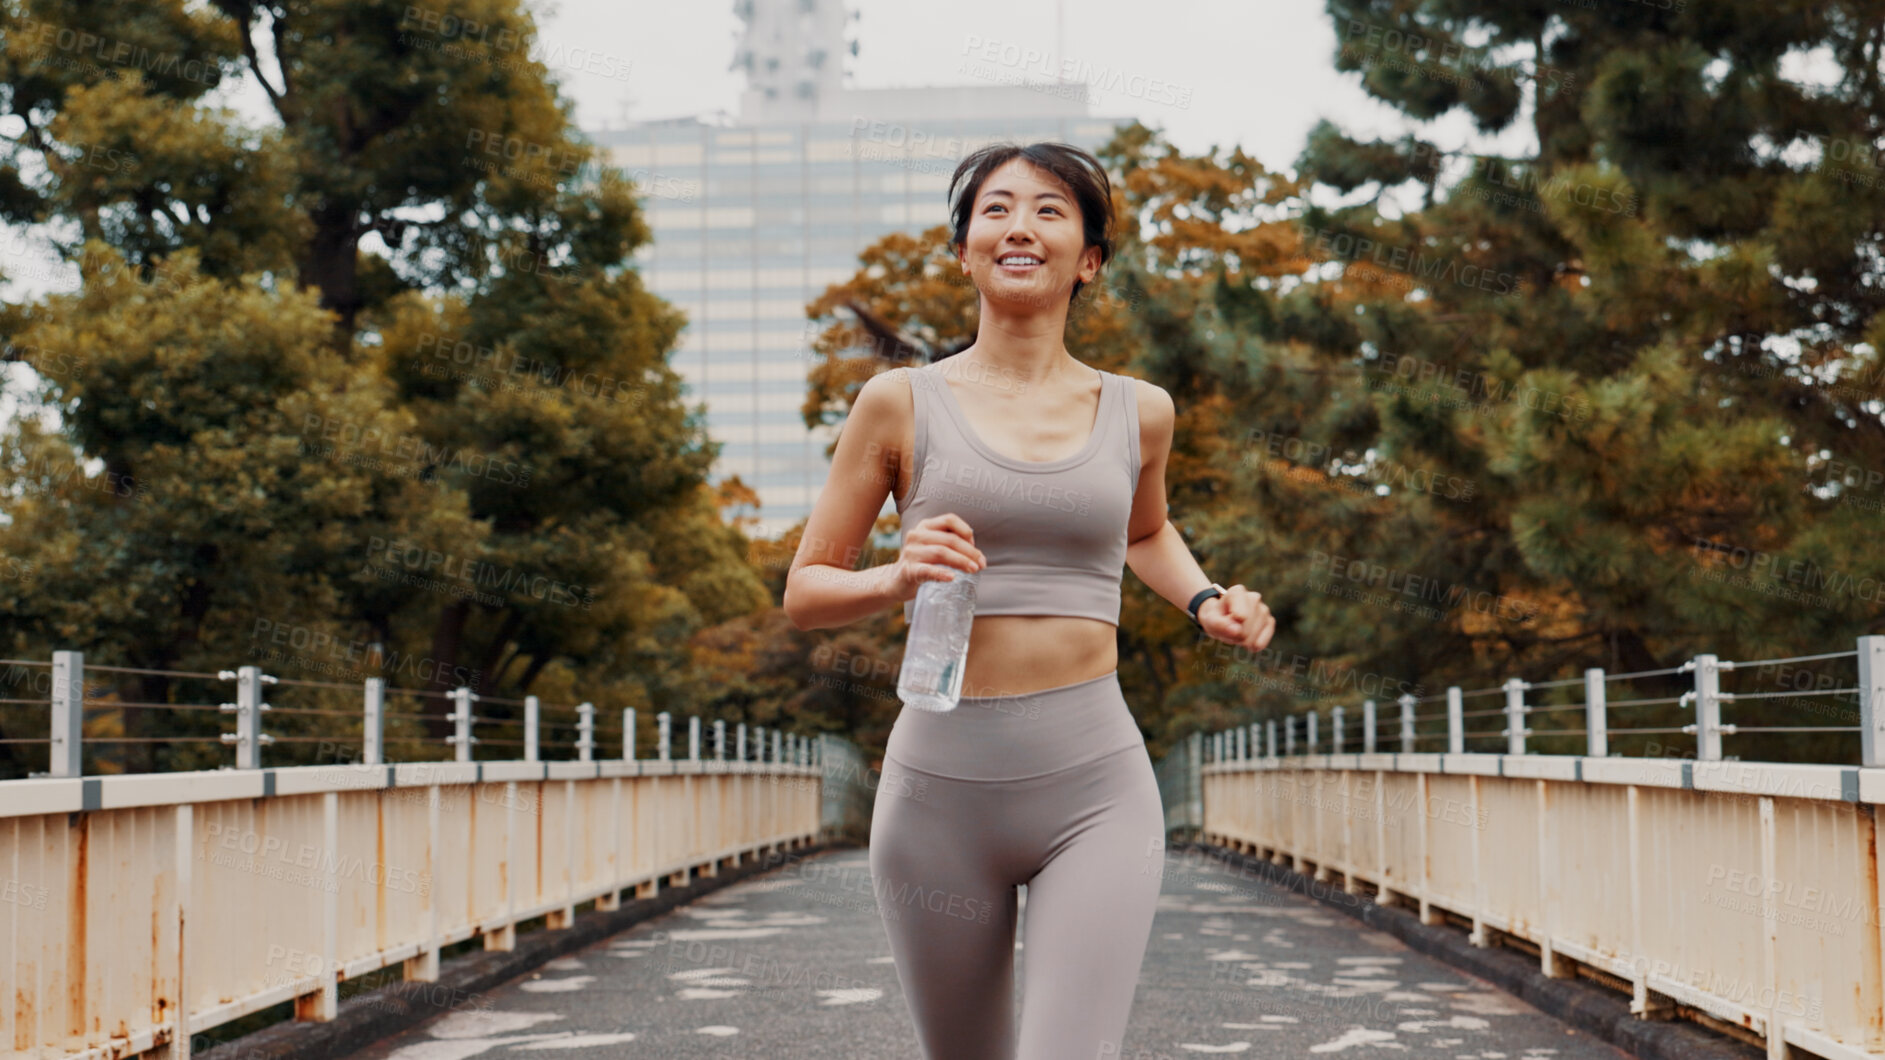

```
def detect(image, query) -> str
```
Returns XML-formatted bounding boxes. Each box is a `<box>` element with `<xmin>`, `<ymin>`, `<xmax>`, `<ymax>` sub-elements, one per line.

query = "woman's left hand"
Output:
<box><xmin>1198</xmin><ymin>584</ymin><xmax>1276</xmax><ymax>651</ymax></box>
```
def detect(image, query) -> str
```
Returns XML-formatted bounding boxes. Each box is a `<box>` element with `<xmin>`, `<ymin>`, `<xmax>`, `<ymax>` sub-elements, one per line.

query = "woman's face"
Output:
<box><xmin>957</xmin><ymin>157</ymin><xmax>1100</xmax><ymax>310</ymax></box>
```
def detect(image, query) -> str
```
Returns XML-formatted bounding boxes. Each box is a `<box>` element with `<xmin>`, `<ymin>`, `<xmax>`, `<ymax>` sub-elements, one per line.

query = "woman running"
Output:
<box><xmin>784</xmin><ymin>140</ymin><xmax>1277</xmax><ymax>1060</ymax></box>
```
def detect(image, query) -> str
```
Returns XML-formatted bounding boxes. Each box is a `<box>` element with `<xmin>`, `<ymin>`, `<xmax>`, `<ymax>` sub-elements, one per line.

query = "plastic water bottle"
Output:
<box><xmin>897</xmin><ymin>567</ymin><xmax>980</xmax><ymax>712</ymax></box>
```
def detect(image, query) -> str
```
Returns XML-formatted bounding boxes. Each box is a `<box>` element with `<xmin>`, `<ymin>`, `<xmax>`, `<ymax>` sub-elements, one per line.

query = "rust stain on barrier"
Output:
<box><xmin>1867</xmin><ymin>807</ymin><xmax>1883</xmax><ymax>1038</ymax></box>
<box><xmin>70</xmin><ymin>813</ymin><xmax>88</xmax><ymax>1040</ymax></box>
<box><xmin>151</xmin><ymin>864</ymin><xmax>167</xmax><ymax>1031</ymax></box>
<box><xmin>150</xmin><ymin>893</ymin><xmax>160</xmax><ymax>1021</ymax></box>
<box><xmin>17</xmin><ymin>969</ymin><xmax>35</xmax><ymax>1052</ymax></box>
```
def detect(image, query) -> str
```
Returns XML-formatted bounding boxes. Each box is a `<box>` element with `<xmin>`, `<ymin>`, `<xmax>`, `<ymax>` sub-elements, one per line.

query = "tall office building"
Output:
<box><xmin>595</xmin><ymin>0</ymin><xmax>1127</xmax><ymax>540</ymax></box>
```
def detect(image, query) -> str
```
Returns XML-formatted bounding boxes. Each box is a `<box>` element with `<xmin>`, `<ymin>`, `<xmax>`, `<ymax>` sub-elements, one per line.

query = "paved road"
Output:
<box><xmin>350</xmin><ymin>847</ymin><xmax>1632</xmax><ymax>1059</ymax></box>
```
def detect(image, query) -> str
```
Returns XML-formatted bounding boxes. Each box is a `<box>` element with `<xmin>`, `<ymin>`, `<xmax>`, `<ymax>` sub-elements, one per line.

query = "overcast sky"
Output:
<box><xmin>564</xmin><ymin>0</ymin><xmax>1528</xmax><ymax>167</ymax></box>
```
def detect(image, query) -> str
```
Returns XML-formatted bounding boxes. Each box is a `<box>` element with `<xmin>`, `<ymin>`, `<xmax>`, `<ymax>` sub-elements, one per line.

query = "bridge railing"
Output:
<box><xmin>1153</xmin><ymin>729</ymin><xmax>1205</xmax><ymax>838</ymax></box>
<box><xmin>0</xmin><ymin>651</ymin><xmax>823</xmax><ymax>780</ymax></box>
<box><xmin>1195</xmin><ymin>634</ymin><xmax>1885</xmax><ymax>1060</ymax></box>
<box><xmin>1207</xmin><ymin>636</ymin><xmax>1885</xmax><ymax>764</ymax></box>
<box><xmin>0</xmin><ymin>651</ymin><xmax>855</xmax><ymax>1060</ymax></box>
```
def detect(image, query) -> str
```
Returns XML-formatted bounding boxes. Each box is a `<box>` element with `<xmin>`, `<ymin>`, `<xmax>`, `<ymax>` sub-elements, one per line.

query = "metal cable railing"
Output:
<box><xmin>1201</xmin><ymin>635</ymin><xmax>1884</xmax><ymax>766</ymax></box>
<box><xmin>0</xmin><ymin>649</ymin><xmax>825</xmax><ymax>780</ymax></box>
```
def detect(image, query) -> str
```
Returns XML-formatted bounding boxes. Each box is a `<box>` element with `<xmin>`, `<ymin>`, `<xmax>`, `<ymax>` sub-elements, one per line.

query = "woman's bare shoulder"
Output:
<box><xmin>1122</xmin><ymin>374</ymin><xmax>1175</xmax><ymax>427</ymax></box>
<box><xmin>848</xmin><ymin>365</ymin><xmax>922</xmax><ymax>469</ymax></box>
<box><xmin>855</xmin><ymin>364</ymin><xmax>920</xmax><ymax>419</ymax></box>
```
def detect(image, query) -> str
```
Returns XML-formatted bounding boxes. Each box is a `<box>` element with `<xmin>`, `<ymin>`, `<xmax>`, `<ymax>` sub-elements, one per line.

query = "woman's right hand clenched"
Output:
<box><xmin>883</xmin><ymin>513</ymin><xmax>987</xmax><ymax>603</ymax></box>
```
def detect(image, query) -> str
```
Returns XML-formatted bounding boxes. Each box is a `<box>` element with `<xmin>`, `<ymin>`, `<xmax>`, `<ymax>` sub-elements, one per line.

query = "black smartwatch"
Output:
<box><xmin>1186</xmin><ymin>583</ymin><xmax>1227</xmax><ymax>627</ymax></box>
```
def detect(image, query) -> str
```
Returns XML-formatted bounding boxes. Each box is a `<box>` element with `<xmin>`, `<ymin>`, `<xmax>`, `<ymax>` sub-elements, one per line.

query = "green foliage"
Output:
<box><xmin>0</xmin><ymin>0</ymin><xmax>768</xmax><ymax>776</ymax></box>
<box><xmin>1213</xmin><ymin>0</ymin><xmax>1885</xmax><ymax>761</ymax></box>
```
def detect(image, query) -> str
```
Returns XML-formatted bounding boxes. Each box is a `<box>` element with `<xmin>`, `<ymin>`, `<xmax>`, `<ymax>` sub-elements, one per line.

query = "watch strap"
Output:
<box><xmin>1186</xmin><ymin>583</ymin><xmax>1226</xmax><ymax>626</ymax></box>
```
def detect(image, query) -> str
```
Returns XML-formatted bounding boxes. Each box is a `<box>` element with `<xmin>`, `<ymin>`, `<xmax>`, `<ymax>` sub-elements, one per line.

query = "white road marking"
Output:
<box><xmin>428</xmin><ymin>1013</ymin><xmax>563</xmax><ymax>1040</ymax></box>
<box><xmin>519</xmin><ymin>976</ymin><xmax>594</xmax><ymax>994</ymax></box>
<box><xmin>1310</xmin><ymin>1028</ymin><xmax>1405</xmax><ymax>1052</ymax></box>
<box><xmin>510</xmin><ymin>1032</ymin><xmax>640</xmax><ymax>1050</ymax></box>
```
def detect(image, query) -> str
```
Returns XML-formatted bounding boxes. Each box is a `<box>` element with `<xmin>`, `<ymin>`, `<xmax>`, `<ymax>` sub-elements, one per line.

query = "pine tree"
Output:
<box><xmin>1212</xmin><ymin>0</ymin><xmax>1885</xmax><ymax>760</ymax></box>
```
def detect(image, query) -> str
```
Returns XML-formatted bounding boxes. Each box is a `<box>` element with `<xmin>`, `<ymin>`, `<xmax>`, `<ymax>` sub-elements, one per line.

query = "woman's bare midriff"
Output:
<box><xmin>961</xmin><ymin>615</ymin><xmax>1118</xmax><ymax>696</ymax></box>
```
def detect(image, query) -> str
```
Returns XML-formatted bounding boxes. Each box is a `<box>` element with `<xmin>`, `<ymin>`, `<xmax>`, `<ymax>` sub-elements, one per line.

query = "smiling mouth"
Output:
<box><xmin>997</xmin><ymin>254</ymin><xmax>1045</xmax><ymax>271</ymax></box>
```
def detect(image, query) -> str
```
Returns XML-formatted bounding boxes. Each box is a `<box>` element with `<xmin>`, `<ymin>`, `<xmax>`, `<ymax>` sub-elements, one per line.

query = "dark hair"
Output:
<box><xmin>947</xmin><ymin>141</ymin><xmax>1115</xmax><ymax>306</ymax></box>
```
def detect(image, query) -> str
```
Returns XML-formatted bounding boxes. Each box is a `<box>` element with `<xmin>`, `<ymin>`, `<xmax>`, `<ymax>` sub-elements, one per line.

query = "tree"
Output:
<box><xmin>0</xmin><ymin>0</ymin><xmax>768</xmax><ymax>775</ymax></box>
<box><xmin>1223</xmin><ymin>0</ymin><xmax>1885</xmax><ymax>760</ymax></box>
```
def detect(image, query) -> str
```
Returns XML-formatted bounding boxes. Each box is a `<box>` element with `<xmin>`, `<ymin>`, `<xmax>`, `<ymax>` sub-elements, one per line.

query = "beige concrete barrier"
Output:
<box><xmin>1204</xmin><ymin>754</ymin><xmax>1885</xmax><ymax>1060</ymax></box>
<box><xmin>0</xmin><ymin>758</ymin><xmax>822</xmax><ymax>1059</ymax></box>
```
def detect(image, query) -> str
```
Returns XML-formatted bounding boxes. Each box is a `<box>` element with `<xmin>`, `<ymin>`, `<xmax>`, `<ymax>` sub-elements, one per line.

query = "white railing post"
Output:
<box><xmin>1307</xmin><ymin>711</ymin><xmax>1319</xmax><ymax>755</ymax></box>
<box><xmin>1332</xmin><ymin>706</ymin><xmax>1345</xmax><ymax>754</ymax></box>
<box><xmin>1362</xmin><ymin>698</ymin><xmax>1376</xmax><ymax>754</ymax></box>
<box><xmin>1398</xmin><ymin>694</ymin><xmax>1415</xmax><ymax>752</ymax></box>
<box><xmin>1857</xmin><ymin>637</ymin><xmax>1885</xmax><ymax>767</ymax></box>
<box><xmin>445</xmin><ymin>687</ymin><xmax>476</xmax><ymax>762</ymax></box>
<box><xmin>578</xmin><ymin>702</ymin><xmax>595</xmax><ymax>762</ymax></box>
<box><xmin>688</xmin><ymin>715</ymin><xmax>700</xmax><ymax>761</ymax></box>
<box><xmin>656</xmin><ymin>711</ymin><xmax>671</xmax><ymax>761</ymax></box>
<box><xmin>714</xmin><ymin>718</ymin><xmax>726</xmax><ymax>761</ymax></box>
<box><xmin>363</xmin><ymin>678</ymin><xmax>384</xmax><ymax>765</ymax></box>
<box><xmin>49</xmin><ymin>650</ymin><xmax>83</xmax><ymax>777</ymax></box>
<box><xmin>1284</xmin><ymin>716</ymin><xmax>1296</xmax><ymax>757</ymax></box>
<box><xmin>755</xmin><ymin>725</ymin><xmax>766</xmax><ymax>761</ymax></box>
<box><xmin>220</xmin><ymin>665</ymin><xmax>275</xmax><ymax>769</ymax></box>
<box><xmin>772</xmin><ymin>729</ymin><xmax>783</xmax><ymax>764</ymax></box>
<box><xmin>524</xmin><ymin>695</ymin><xmax>540</xmax><ymax>761</ymax></box>
<box><xmin>1682</xmin><ymin>654</ymin><xmax>1731</xmax><ymax>761</ymax></box>
<box><xmin>1265</xmin><ymin>718</ymin><xmax>1277</xmax><ymax>758</ymax></box>
<box><xmin>737</xmin><ymin>721</ymin><xmax>747</xmax><ymax>761</ymax></box>
<box><xmin>1585</xmin><ymin>668</ymin><xmax>1608</xmax><ymax>758</ymax></box>
<box><xmin>1505</xmin><ymin>677</ymin><xmax>1529</xmax><ymax>755</ymax></box>
<box><xmin>623</xmin><ymin>708</ymin><xmax>636</xmax><ymax>760</ymax></box>
<box><xmin>1249</xmin><ymin>722</ymin><xmax>1261</xmax><ymax>761</ymax></box>
<box><xmin>1447</xmin><ymin>686</ymin><xmax>1464</xmax><ymax>753</ymax></box>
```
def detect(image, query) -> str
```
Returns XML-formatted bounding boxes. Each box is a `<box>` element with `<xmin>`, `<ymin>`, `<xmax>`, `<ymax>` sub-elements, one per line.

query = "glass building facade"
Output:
<box><xmin>593</xmin><ymin>11</ymin><xmax>1127</xmax><ymax>540</ymax></box>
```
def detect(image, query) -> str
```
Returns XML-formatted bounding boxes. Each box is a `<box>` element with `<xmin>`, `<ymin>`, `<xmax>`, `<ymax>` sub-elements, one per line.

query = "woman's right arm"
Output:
<box><xmin>783</xmin><ymin>368</ymin><xmax>984</xmax><ymax>631</ymax></box>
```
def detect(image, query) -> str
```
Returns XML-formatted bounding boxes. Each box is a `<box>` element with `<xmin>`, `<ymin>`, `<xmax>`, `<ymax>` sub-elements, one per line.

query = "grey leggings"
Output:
<box><xmin>869</xmin><ymin>669</ymin><xmax>1166</xmax><ymax>1059</ymax></box>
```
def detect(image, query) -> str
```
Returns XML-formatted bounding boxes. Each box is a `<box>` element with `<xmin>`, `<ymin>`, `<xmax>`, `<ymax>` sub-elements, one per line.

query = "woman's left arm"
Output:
<box><xmin>1122</xmin><ymin>378</ymin><xmax>1277</xmax><ymax>653</ymax></box>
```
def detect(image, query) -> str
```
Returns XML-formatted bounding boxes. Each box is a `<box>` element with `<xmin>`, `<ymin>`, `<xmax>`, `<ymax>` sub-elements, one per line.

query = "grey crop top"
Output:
<box><xmin>894</xmin><ymin>360</ymin><xmax>1141</xmax><ymax>625</ymax></box>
